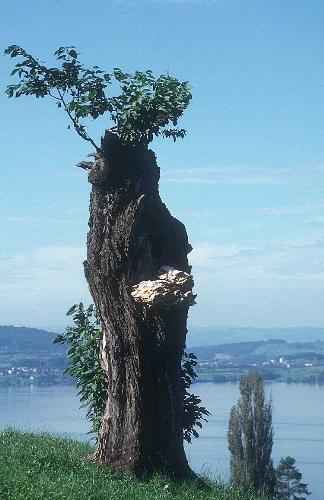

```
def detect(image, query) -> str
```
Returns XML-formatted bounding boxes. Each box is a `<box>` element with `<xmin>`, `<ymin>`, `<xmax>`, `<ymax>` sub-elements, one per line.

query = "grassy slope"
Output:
<box><xmin>0</xmin><ymin>430</ymin><xmax>265</xmax><ymax>500</ymax></box>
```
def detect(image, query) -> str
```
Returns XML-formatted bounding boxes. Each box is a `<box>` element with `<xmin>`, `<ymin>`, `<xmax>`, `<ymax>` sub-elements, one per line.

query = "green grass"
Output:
<box><xmin>0</xmin><ymin>429</ymin><xmax>265</xmax><ymax>500</ymax></box>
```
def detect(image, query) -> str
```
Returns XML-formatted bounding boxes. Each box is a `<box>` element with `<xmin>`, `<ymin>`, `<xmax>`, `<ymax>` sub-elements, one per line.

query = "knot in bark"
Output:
<box><xmin>88</xmin><ymin>155</ymin><xmax>110</xmax><ymax>186</ymax></box>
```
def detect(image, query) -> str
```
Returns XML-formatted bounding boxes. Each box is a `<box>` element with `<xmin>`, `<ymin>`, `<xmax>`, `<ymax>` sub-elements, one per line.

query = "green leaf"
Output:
<box><xmin>69</xmin><ymin>49</ymin><xmax>77</xmax><ymax>59</ymax></box>
<box><xmin>66</xmin><ymin>304</ymin><xmax>77</xmax><ymax>316</ymax></box>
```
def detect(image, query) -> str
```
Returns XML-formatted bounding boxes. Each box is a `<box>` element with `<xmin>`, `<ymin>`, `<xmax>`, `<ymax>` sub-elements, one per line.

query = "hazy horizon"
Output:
<box><xmin>1</xmin><ymin>323</ymin><xmax>323</xmax><ymax>348</ymax></box>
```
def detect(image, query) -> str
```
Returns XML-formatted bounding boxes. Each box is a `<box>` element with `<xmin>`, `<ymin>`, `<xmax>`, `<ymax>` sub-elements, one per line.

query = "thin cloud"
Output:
<box><xmin>175</xmin><ymin>209</ymin><xmax>218</xmax><ymax>219</ymax></box>
<box><xmin>257</xmin><ymin>201</ymin><xmax>324</xmax><ymax>217</ymax></box>
<box><xmin>189</xmin><ymin>239</ymin><xmax>324</xmax><ymax>282</ymax></box>
<box><xmin>190</xmin><ymin>243</ymin><xmax>256</xmax><ymax>267</ymax></box>
<box><xmin>161</xmin><ymin>165</ymin><xmax>324</xmax><ymax>186</ymax></box>
<box><xmin>160</xmin><ymin>0</ymin><xmax>217</xmax><ymax>3</ymax></box>
<box><xmin>0</xmin><ymin>246</ymin><xmax>91</xmax><ymax>327</ymax></box>
<box><xmin>115</xmin><ymin>0</ymin><xmax>217</xmax><ymax>4</ymax></box>
<box><xmin>307</xmin><ymin>216</ymin><xmax>324</xmax><ymax>224</ymax></box>
<box><xmin>0</xmin><ymin>208</ymin><xmax>88</xmax><ymax>225</ymax></box>
<box><xmin>0</xmin><ymin>215</ymin><xmax>81</xmax><ymax>225</ymax></box>
<box><xmin>163</xmin><ymin>166</ymin><xmax>284</xmax><ymax>185</ymax></box>
<box><xmin>0</xmin><ymin>246</ymin><xmax>86</xmax><ymax>286</ymax></box>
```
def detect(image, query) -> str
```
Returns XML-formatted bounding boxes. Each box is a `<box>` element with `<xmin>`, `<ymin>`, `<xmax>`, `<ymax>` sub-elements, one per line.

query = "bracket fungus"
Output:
<box><xmin>131</xmin><ymin>266</ymin><xmax>196</xmax><ymax>310</ymax></box>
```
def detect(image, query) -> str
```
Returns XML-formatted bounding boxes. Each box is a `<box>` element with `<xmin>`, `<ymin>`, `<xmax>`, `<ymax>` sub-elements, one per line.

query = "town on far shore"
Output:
<box><xmin>1</xmin><ymin>325</ymin><xmax>324</xmax><ymax>386</ymax></box>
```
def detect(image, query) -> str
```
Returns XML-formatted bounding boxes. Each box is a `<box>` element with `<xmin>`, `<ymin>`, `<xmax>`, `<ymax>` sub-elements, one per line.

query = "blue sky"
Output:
<box><xmin>1</xmin><ymin>0</ymin><xmax>324</xmax><ymax>330</ymax></box>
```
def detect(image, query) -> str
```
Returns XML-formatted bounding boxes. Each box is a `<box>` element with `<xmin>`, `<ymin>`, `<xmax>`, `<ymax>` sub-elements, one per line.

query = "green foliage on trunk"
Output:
<box><xmin>53</xmin><ymin>304</ymin><xmax>105</xmax><ymax>436</ymax></box>
<box><xmin>5</xmin><ymin>45</ymin><xmax>191</xmax><ymax>149</ymax></box>
<box><xmin>54</xmin><ymin>303</ymin><xmax>209</xmax><ymax>443</ymax></box>
<box><xmin>274</xmin><ymin>456</ymin><xmax>311</xmax><ymax>499</ymax></box>
<box><xmin>227</xmin><ymin>372</ymin><xmax>274</xmax><ymax>497</ymax></box>
<box><xmin>181</xmin><ymin>352</ymin><xmax>210</xmax><ymax>443</ymax></box>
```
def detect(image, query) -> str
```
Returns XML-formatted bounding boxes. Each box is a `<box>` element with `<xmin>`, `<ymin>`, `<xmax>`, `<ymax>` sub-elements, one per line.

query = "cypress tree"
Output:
<box><xmin>227</xmin><ymin>372</ymin><xmax>274</xmax><ymax>496</ymax></box>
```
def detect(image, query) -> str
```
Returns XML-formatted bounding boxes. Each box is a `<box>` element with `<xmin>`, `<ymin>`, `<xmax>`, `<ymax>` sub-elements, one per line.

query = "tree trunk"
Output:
<box><xmin>83</xmin><ymin>132</ymin><xmax>196</xmax><ymax>480</ymax></box>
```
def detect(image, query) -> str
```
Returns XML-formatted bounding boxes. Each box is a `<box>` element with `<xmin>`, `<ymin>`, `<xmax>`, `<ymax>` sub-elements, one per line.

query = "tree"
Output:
<box><xmin>6</xmin><ymin>45</ymin><xmax>203</xmax><ymax>481</ymax></box>
<box><xmin>54</xmin><ymin>303</ymin><xmax>210</xmax><ymax>442</ymax></box>
<box><xmin>274</xmin><ymin>456</ymin><xmax>311</xmax><ymax>499</ymax></box>
<box><xmin>5</xmin><ymin>45</ymin><xmax>190</xmax><ymax>149</ymax></box>
<box><xmin>227</xmin><ymin>372</ymin><xmax>274</xmax><ymax>496</ymax></box>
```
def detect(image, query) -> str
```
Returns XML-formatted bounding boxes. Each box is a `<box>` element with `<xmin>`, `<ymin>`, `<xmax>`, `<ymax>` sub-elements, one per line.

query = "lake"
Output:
<box><xmin>0</xmin><ymin>382</ymin><xmax>323</xmax><ymax>498</ymax></box>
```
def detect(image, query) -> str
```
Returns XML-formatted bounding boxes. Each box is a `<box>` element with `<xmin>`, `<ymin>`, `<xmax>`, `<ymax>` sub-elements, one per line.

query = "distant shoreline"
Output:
<box><xmin>1</xmin><ymin>324</ymin><xmax>324</xmax><ymax>387</ymax></box>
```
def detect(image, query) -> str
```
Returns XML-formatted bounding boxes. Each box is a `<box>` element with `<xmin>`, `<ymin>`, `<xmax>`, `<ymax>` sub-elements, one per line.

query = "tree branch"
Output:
<box><xmin>56</xmin><ymin>89</ymin><xmax>100</xmax><ymax>151</ymax></box>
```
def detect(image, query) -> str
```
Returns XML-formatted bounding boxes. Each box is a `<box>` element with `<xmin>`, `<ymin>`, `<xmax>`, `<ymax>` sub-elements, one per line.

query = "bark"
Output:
<box><xmin>83</xmin><ymin>132</ymin><xmax>196</xmax><ymax>480</ymax></box>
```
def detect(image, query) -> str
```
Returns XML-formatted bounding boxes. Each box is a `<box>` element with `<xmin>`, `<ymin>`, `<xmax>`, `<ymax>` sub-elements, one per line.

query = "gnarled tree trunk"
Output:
<box><xmin>84</xmin><ymin>132</ymin><xmax>196</xmax><ymax>480</ymax></box>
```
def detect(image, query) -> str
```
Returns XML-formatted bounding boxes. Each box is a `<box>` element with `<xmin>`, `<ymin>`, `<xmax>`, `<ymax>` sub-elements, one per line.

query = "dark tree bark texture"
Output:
<box><xmin>84</xmin><ymin>132</ymin><xmax>196</xmax><ymax>480</ymax></box>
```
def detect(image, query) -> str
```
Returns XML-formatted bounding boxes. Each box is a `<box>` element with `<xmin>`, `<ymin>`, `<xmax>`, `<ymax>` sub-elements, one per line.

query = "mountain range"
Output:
<box><xmin>186</xmin><ymin>326</ymin><xmax>324</xmax><ymax>347</ymax></box>
<box><xmin>1</xmin><ymin>324</ymin><xmax>323</xmax><ymax>361</ymax></box>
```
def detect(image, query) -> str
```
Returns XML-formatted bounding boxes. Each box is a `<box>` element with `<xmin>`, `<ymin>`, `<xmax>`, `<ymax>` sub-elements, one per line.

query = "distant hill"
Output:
<box><xmin>0</xmin><ymin>325</ymin><xmax>66</xmax><ymax>370</ymax></box>
<box><xmin>187</xmin><ymin>326</ymin><xmax>324</xmax><ymax>347</ymax></box>
<box><xmin>0</xmin><ymin>325</ymin><xmax>64</xmax><ymax>354</ymax></box>
<box><xmin>1</xmin><ymin>324</ymin><xmax>323</xmax><ymax>362</ymax></box>
<box><xmin>191</xmin><ymin>339</ymin><xmax>324</xmax><ymax>363</ymax></box>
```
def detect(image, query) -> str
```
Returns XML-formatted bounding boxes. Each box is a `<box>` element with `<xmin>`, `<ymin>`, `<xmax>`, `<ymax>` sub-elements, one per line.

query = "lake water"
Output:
<box><xmin>0</xmin><ymin>382</ymin><xmax>323</xmax><ymax>499</ymax></box>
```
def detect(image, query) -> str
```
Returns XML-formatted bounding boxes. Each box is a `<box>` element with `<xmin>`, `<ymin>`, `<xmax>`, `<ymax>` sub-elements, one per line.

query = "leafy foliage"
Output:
<box><xmin>274</xmin><ymin>456</ymin><xmax>311</xmax><ymax>499</ymax></box>
<box><xmin>53</xmin><ymin>304</ymin><xmax>107</xmax><ymax>436</ymax></box>
<box><xmin>5</xmin><ymin>45</ymin><xmax>191</xmax><ymax>149</ymax></box>
<box><xmin>227</xmin><ymin>372</ymin><xmax>274</xmax><ymax>496</ymax></box>
<box><xmin>54</xmin><ymin>303</ymin><xmax>209</xmax><ymax>443</ymax></box>
<box><xmin>181</xmin><ymin>351</ymin><xmax>210</xmax><ymax>443</ymax></box>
